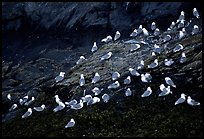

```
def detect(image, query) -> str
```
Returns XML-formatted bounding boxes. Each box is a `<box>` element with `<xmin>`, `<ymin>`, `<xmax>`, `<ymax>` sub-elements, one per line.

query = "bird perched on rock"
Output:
<box><xmin>87</xmin><ymin>97</ymin><xmax>100</xmax><ymax>105</ymax></box>
<box><xmin>7</xmin><ymin>94</ymin><xmax>11</xmax><ymax>100</ymax></box>
<box><xmin>193</xmin><ymin>8</ymin><xmax>200</xmax><ymax>19</ymax></box>
<box><xmin>22</xmin><ymin>108</ymin><xmax>32</xmax><ymax>118</ymax></box>
<box><xmin>187</xmin><ymin>96</ymin><xmax>200</xmax><ymax>106</ymax></box>
<box><xmin>130</xmin><ymin>44</ymin><xmax>141</xmax><ymax>52</ymax></box>
<box><xmin>76</xmin><ymin>56</ymin><xmax>86</xmax><ymax>65</ymax></box>
<box><xmin>141</xmin><ymin>87</ymin><xmax>152</xmax><ymax>97</ymax></box>
<box><xmin>55</xmin><ymin>72</ymin><xmax>65</xmax><ymax>83</ymax></box>
<box><xmin>153</xmin><ymin>28</ymin><xmax>160</xmax><ymax>36</ymax></box>
<box><xmin>164</xmin><ymin>58</ymin><xmax>174</xmax><ymax>66</ymax></box>
<box><xmin>101</xmin><ymin>35</ymin><xmax>112</xmax><ymax>43</ymax></box>
<box><xmin>65</xmin><ymin>118</ymin><xmax>75</xmax><ymax>128</ymax></box>
<box><xmin>180</xmin><ymin>52</ymin><xmax>187</xmax><ymax>63</ymax></box>
<box><xmin>108</xmin><ymin>81</ymin><xmax>120</xmax><ymax>89</ymax></box>
<box><xmin>91</xmin><ymin>42</ymin><xmax>98</xmax><ymax>53</ymax></box>
<box><xmin>100</xmin><ymin>52</ymin><xmax>113</xmax><ymax>61</ymax></box>
<box><xmin>191</xmin><ymin>25</ymin><xmax>199</xmax><ymax>35</ymax></box>
<box><xmin>92</xmin><ymin>87</ymin><xmax>103</xmax><ymax>96</ymax></box>
<box><xmin>148</xmin><ymin>59</ymin><xmax>158</xmax><ymax>69</ymax></box>
<box><xmin>130</xmin><ymin>29</ymin><xmax>137</xmax><ymax>37</ymax></box>
<box><xmin>79</xmin><ymin>74</ymin><xmax>85</xmax><ymax>86</ymax></box>
<box><xmin>128</xmin><ymin>68</ymin><xmax>140</xmax><ymax>76</ymax></box>
<box><xmin>112</xmin><ymin>72</ymin><xmax>120</xmax><ymax>81</ymax></box>
<box><xmin>102</xmin><ymin>94</ymin><xmax>110</xmax><ymax>103</ymax></box>
<box><xmin>151</xmin><ymin>22</ymin><xmax>156</xmax><ymax>31</ymax></box>
<box><xmin>114</xmin><ymin>31</ymin><xmax>121</xmax><ymax>41</ymax></box>
<box><xmin>165</xmin><ymin>77</ymin><xmax>176</xmax><ymax>88</ymax></box>
<box><xmin>92</xmin><ymin>72</ymin><xmax>100</xmax><ymax>84</ymax></box>
<box><xmin>70</xmin><ymin>100</ymin><xmax>84</xmax><ymax>110</ymax></box>
<box><xmin>125</xmin><ymin>88</ymin><xmax>132</xmax><ymax>97</ymax></box>
<box><xmin>9</xmin><ymin>104</ymin><xmax>18</xmax><ymax>111</ymax></box>
<box><xmin>173</xmin><ymin>44</ymin><xmax>183</xmax><ymax>53</ymax></box>
<box><xmin>33</xmin><ymin>104</ymin><xmax>46</xmax><ymax>112</ymax></box>
<box><xmin>159</xmin><ymin>84</ymin><xmax>172</xmax><ymax>97</ymax></box>
<box><xmin>124</xmin><ymin>76</ymin><xmax>131</xmax><ymax>85</ymax></box>
<box><xmin>141</xmin><ymin>73</ymin><xmax>152</xmax><ymax>83</ymax></box>
<box><xmin>174</xmin><ymin>93</ymin><xmax>186</xmax><ymax>105</ymax></box>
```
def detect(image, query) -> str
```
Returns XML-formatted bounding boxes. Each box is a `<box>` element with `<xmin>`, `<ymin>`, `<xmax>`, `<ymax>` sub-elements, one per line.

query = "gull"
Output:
<box><xmin>151</xmin><ymin>22</ymin><xmax>156</xmax><ymax>31</ymax></box>
<box><xmin>108</xmin><ymin>81</ymin><xmax>120</xmax><ymax>89</ymax></box>
<box><xmin>22</xmin><ymin>108</ymin><xmax>32</xmax><ymax>118</ymax></box>
<box><xmin>193</xmin><ymin>8</ymin><xmax>200</xmax><ymax>19</ymax></box>
<box><xmin>125</xmin><ymin>88</ymin><xmax>132</xmax><ymax>97</ymax></box>
<box><xmin>164</xmin><ymin>58</ymin><xmax>174</xmax><ymax>66</ymax></box>
<box><xmin>91</xmin><ymin>42</ymin><xmax>98</xmax><ymax>52</ymax></box>
<box><xmin>163</xmin><ymin>34</ymin><xmax>171</xmax><ymax>42</ymax></box>
<box><xmin>128</xmin><ymin>68</ymin><xmax>140</xmax><ymax>76</ymax></box>
<box><xmin>153</xmin><ymin>28</ymin><xmax>160</xmax><ymax>36</ymax></box>
<box><xmin>170</xmin><ymin>21</ymin><xmax>175</xmax><ymax>29</ymax></box>
<box><xmin>130</xmin><ymin>44</ymin><xmax>141</xmax><ymax>52</ymax></box>
<box><xmin>180</xmin><ymin>52</ymin><xmax>187</xmax><ymax>63</ymax></box>
<box><xmin>81</xmin><ymin>95</ymin><xmax>92</xmax><ymax>103</ymax></box>
<box><xmin>9</xmin><ymin>104</ymin><xmax>18</xmax><ymax>111</ymax></box>
<box><xmin>55</xmin><ymin>72</ymin><xmax>65</xmax><ymax>83</ymax></box>
<box><xmin>177</xmin><ymin>11</ymin><xmax>185</xmax><ymax>22</ymax></box>
<box><xmin>7</xmin><ymin>94</ymin><xmax>11</xmax><ymax>100</ymax></box>
<box><xmin>141</xmin><ymin>73</ymin><xmax>152</xmax><ymax>83</ymax></box>
<box><xmin>141</xmin><ymin>87</ymin><xmax>152</xmax><ymax>97</ymax></box>
<box><xmin>19</xmin><ymin>99</ymin><xmax>24</xmax><ymax>105</ymax></box>
<box><xmin>159</xmin><ymin>84</ymin><xmax>172</xmax><ymax>97</ymax></box>
<box><xmin>92</xmin><ymin>87</ymin><xmax>103</xmax><ymax>96</ymax></box>
<box><xmin>76</xmin><ymin>56</ymin><xmax>86</xmax><ymax>65</ymax></box>
<box><xmin>153</xmin><ymin>44</ymin><xmax>161</xmax><ymax>54</ymax></box>
<box><xmin>187</xmin><ymin>96</ymin><xmax>200</xmax><ymax>106</ymax></box>
<box><xmin>136</xmin><ymin>60</ymin><xmax>144</xmax><ymax>70</ymax></box>
<box><xmin>114</xmin><ymin>31</ymin><xmax>121</xmax><ymax>41</ymax></box>
<box><xmin>24</xmin><ymin>96</ymin><xmax>35</xmax><ymax>106</ymax></box>
<box><xmin>102</xmin><ymin>94</ymin><xmax>110</xmax><ymax>103</ymax></box>
<box><xmin>148</xmin><ymin>59</ymin><xmax>158</xmax><ymax>69</ymax></box>
<box><xmin>65</xmin><ymin>99</ymin><xmax>78</xmax><ymax>106</ymax></box>
<box><xmin>55</xmin><ymin>95</ymin><xmax>62</xmax><ymax>104</ymax></box>
<box><xmin>191</xmin><ymin>25</ymin><xmax>199</xmax><ymax>35</ymax></box>
<box><xmin>174</xmin><ymin>93</ymin><xmax>186</xmax><ymax>105</ymax></box>
<box><xmin>165</xmin><ymin>77</ymin><xmax>176</xmax><ymax>88</ymax></box>
<box><xmin>137</xmin><ymin>25</ymin><xmax>143</xmax><ymax>35</ymax></box>
<box><xmin>92</xmin><ymin>72</ymin><xmax>100</xmax><ymax>84</ymax></box>
<box><xmin>151</xmin><ymin>51</ymin><xmax>156</xmax><ymax>57</ymax></box>
<box><xmin>124</xmin><ymin>76</ymin><xmax>131</xmax><ymax>85</ymax></box>
<box><xmin>53</xmin><ymin>101</ymin><xmax>65</xmax><ymax>112</ymax></box>
<box><xmin>100</xmin><ymin>52</ymin><xmax>113</xmax><ymax>61</ymax></box>
<box><xmin>79</xmin><ymin>74</ymin><xmax>85</xmax><ymax>86</ymax></box>
<box><xmin>130</xmin><ymin>29</ymin><xmax>137</xmax><ymax>37</ymax></box>
<box><xmin>173</xmin><ymin>44</ymin><xmax>183</xmax><ymax>52</ymax></box>
<box><xmin>70</xmin><ymin>100</ymin><xmax>84</xmax><ymax>110</ymax></box>
<box><xmin>101</xmin><ymin>35</ymin><xmax>112</xmax><ymax>43</ymax></box>
<box><xmin>178</xmin><ymin>29</ymin><xmax>185</xmax><ymax>39</ymax></box>
<box><xmin>33</xmin><ymin>104</ymin><xmax>46</xmax><ymax>112</ymax></box>
<box><xmin>178</xmin><ymin>19</ymin><xmax>184</xmax><ymax>29</ymax></box>
<box><xmin>142</xmin><ymin>28</ymin><xmax>149</xmax><ymax>36</ymax></box>
<box><xmin>87</xmin><ymin>97</ymin><xmax>100</xmax><ymax>105</ymax></box>
<box><xmin>112</xmin><ymin>72</ymin><xmax>120</xmax><ymax>81</ymax></box>
<box><xmin>65</xmin><ymin>118</ymin><xmax>75</xmax><ymax>128</ymax></box>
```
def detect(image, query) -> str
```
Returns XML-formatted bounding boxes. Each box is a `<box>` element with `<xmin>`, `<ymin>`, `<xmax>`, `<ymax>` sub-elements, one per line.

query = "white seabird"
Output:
<box><xmin>76</xmin><ymin>56</ymin><xmax>86</xmax><ymax>65</ymax></box>
<box><xmin>130</xmin><ymin>44</ymin><xmax>141</xmax><ymax>52</ymax></box>
<box><xmin>164</xmin><ymin>58</ymin><xmax>174</xmax><ymax>66</ymax></box>
<box><xmin>114</xmin><ymin>31</ymin><xmax>121</xmax><ymax>41</ymax></box>
<box><xmin>108</xmin><ymin>81</ymin><xmax>120</xmax><ymax>89</ymax></box>
<box><xmin>112</xmin><ymin>72</ymin><xmax>120</xmax><ymax>81</ymax></box>
<box><xmin>92</xmin><ymin>72</ymin><xmax>100</xmax><ymax>84</ymax></box>
<box><xmin>22</xmin><ymin>108</ymin><xmax>32</xmax><ymax>118</ymax></box>
<box><xmin>124</xmin><ymin>76</ymin><xmax>131</xmax><ymax>85</ymax></box>
<box><xmin>130</xmin><ymin>29</ymin><xmax>137</xmax><ymax>37</ymax></box>
<box><xmin>151</xmin><ymin>22</ymin><xmax>156</xmax><ymax>31</ymax></box>
<box><xmin>7</xmin><ymin>94</ymin><xmax>11</xmax><ymax>100</ymax></box>
<box><xmin>55</xmin><ymin>95</ymin><xmax>62</xmax><ymax>104</ymax></box>
<box><xmin>180</xmin><ymin>52</ymin><xmax>187</xmax><ymax>63</ymax></box>
<box><xmin>178</xmin><ymin>11</ymin><xmax>185</xmax><ymax>22</ymax></box>
<box><xmin>9</xmin><ymin>104</ymin><xmax>18</xmax><ymax>111</ymax></box>
<box><xmin>91</xmin><ymin>42</ymin><xmax>98</xmax><ymax>53</ymax></box>
<box><xmin>173</xmin><ymin>44</ymin><xmax>183</xmax><ymax>52</ymax></box>
<box><xmin>165</xmin><ymin>77</ymin><xmax>176</xmax><ymax>88</ymax></box>
<box><xmin>170</xmin><ymin>21</ymin><xmax>175</xmax><ymax>29</ymax></box>
<box><xmin>81</xmin><ymin>95</ymin><xmax>92</xmax><ymax>103</ymax></box>
<box><xmin>65</xmin><ymin>99</ymin><xmax>78</xmax><ymax>106</ymax></box>
<box><xmin>128</xmin><ymin>68</ymin><xmax>140</xmax><ymax>76</ymax></box>
<box><xmin>33</xmin><ymin>104</ymin><xmax>46</xmax><ymax>112</ymax></box>
<box><xmin>153</xmin><ymin>28</ymin><xmax>160</xmax><ymax>36</ymax></box>
<box><xmin>191</xmin><ymin>25</ymin><xmax>199</xmax><ymax>35</ymax></box>
<box><xmin>79</xmin><ymin>74</ymin><xmax>85</xmax><ymax>86</ymax></box>
<box><xmin>101</xmin><ymin>35</ymin><xmax>112</xmax><ymax>43</ymax></box>
<box><xmin>70</xmin><ymin>100</ymin><xmax>84</xmax><ymax>110</ymax></box>
<box><xmin>151</xmin><ymin>51</ymin><xmax>156</xmax><ymax>57</ymax></box>
<box><xmin>153</xmin><ymin>44</ymin><xmax>161</xmax><ymax>54</ymax></box>
<box><xmin>163</xmin><ymin>34</ymin><xmax>171</xmax><ymax>42</ymax></box>
<box><xmin>187</xmin><ymin>96</ymin><xmax>200</xmax><ymax>106</ymax></box>
<box><xmin>102</xmin><ymin>94</ymin><xmax>110</xmax><ymax>103</ymax></box>
<box><xmin>178</xmin><ymin>19</ymin><xmax>185</xmax><ymax>29</ymax></box>
<box><xmin>142</xmin><ymin>28</ymin><xmax>149</xmax><ymax>36</ymax></box>
<box><xmin>193</xmin><ymin>8</ymin><xmax>200</xmax><ymax>19</ymax></box>
<box><xmin>174</xmin><ymin>93</ymin><xmax>186</xmax><ymax>105</ymax></box>
<box><xmin>148</xmin><ymin>59</ymin><xmax>158</xmax><ymax>69</ymax></box>
<box><xmin>55</xmin><ymin>72</ymin><xmax>65</xmax><ymax>83</ymax></box>
<box><xmin>159</xmin><ymin>84</ymin><xmax>172</xmax><ymax>97</ymax></box>
<box><xmin>136</xmin><ymin>60</ymin><xmax>144</xmax><ymax>70</ymax></box>
<box><xmin>22</xmin><ymin>95</ymin><xmax>29</xmax><ymax>103</ymax></box>
<box><xmin>65</xmin><ymin>118</ymin><xmax>75</xmax><ymax>128</ymax></box>
<box><xmin>92</xmin><ymin>87</ymin><xmax>103</xmax><ymax>96</ymax></box>
<box><xmin>178</xmin><ymin>29</ymin><xmax>185</xmax><ymax>39</ymax></box>
<box><xmin>125</xmin><ymin>88</ymin><xmax>132</xmax><ymax>97</ymax></box>
<box><xmin>53</xmin><ymin>101</ymin><xmax>65</xmax><ymax>112</ymax></box>
<box><xmin>141</xmin><ymin>73</ymin><xmax>152</xmax><ymax>83</ymax></box>
<box><xmin>141</xmin><ymin>87</ymin><xmax>152</xmax><ymax>97</ymax></box>
<box><xmin>24</xmin><ymin>96</ymin><xmax>35</xmax><ymax>106</ymax></box>
<box><xmin>137</xmin><ymin>25</ymin><xmax>143</xmax><ymax>34</ymax></box>
<box><xmin>100</xmin><ymin>52</ymin><xmax>113</xmax><ymax>61</ymax></box>
<box><xmin>87</xmin><ymin>97</ymin><xmax>100</xmax><ymax>105</ymax></box>
<box><xmin>19</xmin><ymin>99</ymin><xmax>24</xmax><ymax>105</ymax></box>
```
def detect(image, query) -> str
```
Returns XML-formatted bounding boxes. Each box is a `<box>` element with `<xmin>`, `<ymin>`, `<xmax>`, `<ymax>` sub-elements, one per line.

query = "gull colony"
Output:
<box><xmin>6</xmin><ymin>8</ymin><xmax>201</xmax><ymax>129</ymax></box>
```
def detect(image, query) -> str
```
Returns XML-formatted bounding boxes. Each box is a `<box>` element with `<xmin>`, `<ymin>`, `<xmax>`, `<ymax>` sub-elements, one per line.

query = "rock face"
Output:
<box><xmin>2</xmin><ymin>2</ymin><xmax>202</xmax><ymax>137</ymax></box>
